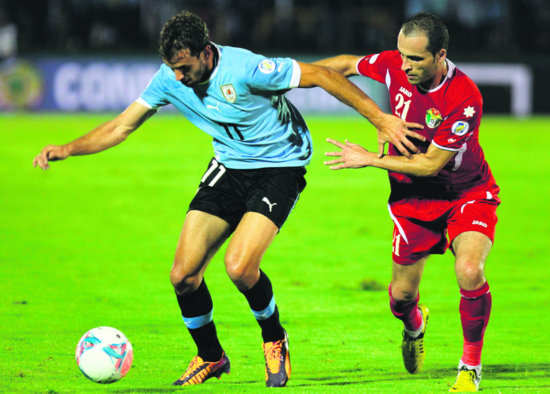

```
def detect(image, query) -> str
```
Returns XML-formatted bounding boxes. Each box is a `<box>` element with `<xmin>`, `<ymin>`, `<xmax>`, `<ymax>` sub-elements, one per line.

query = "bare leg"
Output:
<box><xmin>171</xmin><ymin>210</ymin><xmax>231</xmax><ymax>363</ymax></box>
<box><xmin>224</xmin><ymin>211</ymin><xmax>278</xmax><ymax>291</ymax></box>
<box><xmin>171</xmin><ymin>210</ymin><xmax>231</xmax><ymax>294</ymax></box>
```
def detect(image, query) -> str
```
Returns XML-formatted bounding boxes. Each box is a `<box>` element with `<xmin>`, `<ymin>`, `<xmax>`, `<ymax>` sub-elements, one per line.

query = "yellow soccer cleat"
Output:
<box><xmin>401</xmin><ymin>304</ymin><xmax>429</xmax><ymax>374</ymax></box>
<box><xmin>172</xmin><ymin>352</ymin><xmax>230</xmax><ymax>386</ymax></box>
<box><xmin>449</xmin><ymin>362</ymin><xmax>481</xmax><ymax>392</ymax></box>
<box><xmin>263</xmin><ymin>330</ymin><xmax>291</xmax><ymax>387</ymax></box>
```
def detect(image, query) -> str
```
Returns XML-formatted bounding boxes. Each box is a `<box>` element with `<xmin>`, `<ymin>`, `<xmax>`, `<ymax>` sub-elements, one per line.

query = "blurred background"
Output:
<box><xmin>0</xmin><ymin>0</ymin><xmax>548</xmax><ymax>114</ymax></box>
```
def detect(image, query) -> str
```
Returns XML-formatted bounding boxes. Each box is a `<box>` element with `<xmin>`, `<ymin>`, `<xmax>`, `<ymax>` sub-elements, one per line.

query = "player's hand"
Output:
<box><xmin>324</xmin><ymin>138</ymin><xmax>376</xmax><ymax>170</ymax></box>
<box><xmin>376</xmin><ymin>113</ymin><xmax>425</xmax><ymax>158</ymax></box>
<box><xmin>33</xmin><ymin>145</ymin><xmax>69</xmax><ymax>170</ymax></box>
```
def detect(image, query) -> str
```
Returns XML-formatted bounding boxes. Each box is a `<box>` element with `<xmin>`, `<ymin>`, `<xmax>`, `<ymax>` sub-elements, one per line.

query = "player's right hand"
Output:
<box><xmin>33</xmin><ymin>145</ymin><xmax>69</xmax><ymax>170</ymax></box>
<box><xmin>376</xmin><ymin>114</ymin><xmax>425</xmax><ymax>158</ymax></box>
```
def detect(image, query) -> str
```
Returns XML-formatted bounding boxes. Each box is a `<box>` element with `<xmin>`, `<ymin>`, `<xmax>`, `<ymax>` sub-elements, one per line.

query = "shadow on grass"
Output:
<box><xmin>289</xmin><ymin>363</ymin><xmax>550</xmax><ymax>388</ymax></box>
<box><xmin>103</xmin><ymin>364</ymin><xmax>550</xmax><ymax>392</ymax></box>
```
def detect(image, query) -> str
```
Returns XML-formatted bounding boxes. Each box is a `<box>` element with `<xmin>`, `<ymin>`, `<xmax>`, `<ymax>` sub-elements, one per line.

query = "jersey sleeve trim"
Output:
<box><xmin>289</xmin><ymin>59</ymin><xmax>301</xmax><ymax>88</ymax></box>
<box><xmin>136</xmin><ymin>97</ymin><xmax>156</xmax><ymax>110</ymax></box>
<box><xmin>355</xmin><ymin>57</ymin><xmax>364</xmax><ymax>75</ymax></box>
<box><xmin>432</xmin><ymin>141</ymin><xmax>461</xmax><ymax>152</ymax></box>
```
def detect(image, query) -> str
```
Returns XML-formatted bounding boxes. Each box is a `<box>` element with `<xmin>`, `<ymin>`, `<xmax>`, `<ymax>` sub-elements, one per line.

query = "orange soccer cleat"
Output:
<box><xmin>263</xmin><ymin>330</ymin><xmax>291</xmax><ymax>387</ymax></box>
<box><xmin>172</xmin><ymin>352</ymin><xmax>230</xmax><ymax>386</ymax></box>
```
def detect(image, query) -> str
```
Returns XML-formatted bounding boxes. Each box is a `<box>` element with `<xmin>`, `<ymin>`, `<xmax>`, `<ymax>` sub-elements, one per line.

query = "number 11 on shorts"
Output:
<box><xmin>201</xmin><ymin>159</ymin><xmax>226</xmax><ymax>187</ymax></box>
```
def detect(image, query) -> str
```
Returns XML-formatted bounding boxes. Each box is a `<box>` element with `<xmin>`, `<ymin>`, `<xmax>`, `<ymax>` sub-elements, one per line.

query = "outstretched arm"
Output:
<box><xmin>33</xmin><ymin>101</ymin><xmax>156</xmax><ymax>170</ymax></box>
<box><xmin>303</xmin><ymin>59</ymin><xmax>426</xmax><ymax>158</ymax></box>
<box><xmin>324</xmin><ymin>138</ymin><xmax>455</xmax><ymax>177</ymax></box>
<box><xmin>312</xmin><ymin>54</ymin><xmax>362</xmax><ymax>77</ymax></box>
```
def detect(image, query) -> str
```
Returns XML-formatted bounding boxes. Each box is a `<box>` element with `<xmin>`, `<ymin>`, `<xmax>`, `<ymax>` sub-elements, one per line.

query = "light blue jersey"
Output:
<box><xmin>137</xmin><ymin>44</ymin><xmax>313</xmax><ymax>169</ymax></box>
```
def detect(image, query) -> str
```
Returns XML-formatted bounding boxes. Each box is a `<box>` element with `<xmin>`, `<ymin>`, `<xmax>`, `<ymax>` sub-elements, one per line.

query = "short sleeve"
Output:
<box><xmin>356</xmin><ymin>51</ymin><xmax>397</xmax><ymax>84</ymax></box>
<box><xmin>432</xmin><ymin>97</ymin><xmax>482</xmax><ymax>151</ymax></box>
<box><xmin>246</xmin><ymin>56</ymin><xmax>301</xmax><ymax>91</ymax></box>
<box><xmin>138</xmin><ymin>66</ymin><xmax>170</xmax><ymax>109</ymax></box>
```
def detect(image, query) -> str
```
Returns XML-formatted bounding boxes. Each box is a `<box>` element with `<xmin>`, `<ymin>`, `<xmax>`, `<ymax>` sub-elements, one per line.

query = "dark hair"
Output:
<box><xmin>159</xmin><ymin>11</ymin><xmax>210</xmax><ymax>61</ymax></box>
<box><xmin>401</xmin><ymin>12</ymin><xmax>449</xmax><ymax>55</ymax></box>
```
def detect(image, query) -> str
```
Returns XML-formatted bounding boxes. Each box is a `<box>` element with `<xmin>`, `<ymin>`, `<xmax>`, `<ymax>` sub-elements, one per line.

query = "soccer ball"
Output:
<box><xmin>75</xmin><ymin>326</ymin><xmax>133</xmax><ymax>383</ymax></box>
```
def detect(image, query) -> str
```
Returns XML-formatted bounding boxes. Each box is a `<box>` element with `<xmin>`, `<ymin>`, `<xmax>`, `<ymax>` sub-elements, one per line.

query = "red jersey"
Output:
<box><xmin>357</xmin><ymin>50</ymin><xmax>498</xmax><ymax>201</ymax></box>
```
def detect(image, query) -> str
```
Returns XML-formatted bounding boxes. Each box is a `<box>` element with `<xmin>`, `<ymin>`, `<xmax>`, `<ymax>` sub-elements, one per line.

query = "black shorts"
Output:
<box><xmin>188</xmin><ymin>158</ymin><xmax>307</xmax><ymax>232</ymax></box>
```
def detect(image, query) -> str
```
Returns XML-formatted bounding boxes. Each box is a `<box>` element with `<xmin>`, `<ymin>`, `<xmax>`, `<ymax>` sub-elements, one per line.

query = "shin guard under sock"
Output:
<box><xmin>459</xmin><ymin>281</ymin><xmax>491</xmax><ymax>366</ymax></box>
<box><xmin>176</xmin><ymin>279</ymin><xmax>223</xmax><ymax>361</ymax></box>
<box><xmin>389</xmin><ymin>284</ymin><xmax>423</xmax><ymax>333</ymax></box>
<box><xmin>241</xmin><ymin>270</ymin><xmax>284</xmax><ymax>342</ymax></box>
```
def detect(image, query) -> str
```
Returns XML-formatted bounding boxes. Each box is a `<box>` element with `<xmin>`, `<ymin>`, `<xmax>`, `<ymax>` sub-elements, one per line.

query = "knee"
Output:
<box><xmin>456</xmin><ymin>261</ymin><xmax>485</xmax><ymax>290</ymax></box>
<box><xmin>170</xmin><ymin>263</ymin><xmax>202</xmax><ymax>296</ymax></box>
<box><xmin>225</xmin><ymin>252</ymin><xmax>258</xmax><ymax>290</ymax></box>
<box><xmin>390</xmin><ymin>280</ymin><xmax>418</xmax><ymax>302</ymax></box>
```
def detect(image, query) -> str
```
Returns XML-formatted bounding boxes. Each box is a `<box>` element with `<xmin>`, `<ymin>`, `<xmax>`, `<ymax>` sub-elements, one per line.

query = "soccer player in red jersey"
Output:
<box><xmin>318</xmin><ymin>13</ymin><xmax>499</xmax><ymax>392</ymax></box>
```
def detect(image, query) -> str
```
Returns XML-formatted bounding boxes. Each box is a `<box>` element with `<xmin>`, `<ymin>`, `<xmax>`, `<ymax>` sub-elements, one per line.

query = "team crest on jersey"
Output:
<box><xmin>425</xmin><ymin>108</ymin><xmax>443</xmax><ymax>129</ymax></box>
<box><xmin>451</xmin><ymin>120</ymin><xmax>470</xmax><ymax>136</ymax></box>
<box><xmin>220</xmin><ymin>84</ymin><xmax>236</xmax><ymax>103</ymax></box>
<box><xmin>258</xmin><ymin>59</ymin><xmax>276</xmax><ymax>74</ymax></box>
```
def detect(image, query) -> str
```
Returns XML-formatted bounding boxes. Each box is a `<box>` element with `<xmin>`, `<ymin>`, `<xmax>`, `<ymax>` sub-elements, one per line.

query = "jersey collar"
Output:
<box><xmin>419</xmin><ymin>59</ymin><xmax>455</xmax><ymax>93</ymax></box>
<box><xmin>199</xmin><ymin>42</ymin><xmax>222</xmax><ymax>86</ymax></box>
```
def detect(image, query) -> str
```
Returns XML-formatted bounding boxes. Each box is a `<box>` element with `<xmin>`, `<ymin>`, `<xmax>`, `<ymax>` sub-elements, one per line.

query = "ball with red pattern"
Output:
<box><xmin>75</xmin><ymin>326</ymin><xmax>133</xmax><ymax>383</ymax></box>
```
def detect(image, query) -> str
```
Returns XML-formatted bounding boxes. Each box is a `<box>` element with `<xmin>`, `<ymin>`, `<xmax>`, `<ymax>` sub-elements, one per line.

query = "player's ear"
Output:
<box><xmin>202</xmin><ymin>45</ymin><xmax>212</xmax><ymax>60</ymax></box>
<box><xmin>437</xmin><ymin>48</ymin><xmax>447</xmax><ymax>63</ymax></box>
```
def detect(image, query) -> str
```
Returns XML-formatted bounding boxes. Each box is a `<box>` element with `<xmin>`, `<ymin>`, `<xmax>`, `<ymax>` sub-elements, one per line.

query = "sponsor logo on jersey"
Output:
<box><xmin>220</xmin><ymin>84</ymin><xmax>236</xmax><ymax>103</ymax></box>
<box><xmin>472</xmin><ymin>220</ymin><xmax>488</xmax><ymax>228</ymax></box>
<box><xmin>425</xmin><ymin>108</ymin><xmax>443</xmax><ymax>128</ymax></box>
<box><xmin>258</xmin><ymin>59</ymin><xmax>276</xmax><ymax>74</ymax></box>
<box><xmin>399</xmin><ymin>86</ymin><xmax>412</xmax><ymax>97</ymax></box>
<box><xmin>451</xmin><ymin>120</ymin><xmax>469</xmax><ymax>136</ymax></box>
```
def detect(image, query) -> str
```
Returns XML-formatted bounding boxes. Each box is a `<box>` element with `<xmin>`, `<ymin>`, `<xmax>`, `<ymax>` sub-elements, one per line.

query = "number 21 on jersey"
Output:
<box><xmin>394</xmin><ymin>93</ymin><xmax>411</xmax><ymax>120</ymax></box>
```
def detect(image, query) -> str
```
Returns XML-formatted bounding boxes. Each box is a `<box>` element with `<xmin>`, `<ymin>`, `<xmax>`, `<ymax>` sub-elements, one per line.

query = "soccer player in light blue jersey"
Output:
<box><xmin>33</xmin><ymin>10</ymin><xmax>424</xmax><ymax>387</ymax></box>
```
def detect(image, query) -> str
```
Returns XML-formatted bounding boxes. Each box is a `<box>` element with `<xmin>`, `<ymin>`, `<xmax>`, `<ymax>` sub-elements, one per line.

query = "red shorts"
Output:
<box><xmin>389</xmin><ymin>185</ymin><xmax>500</xmax><ymax>265</ymax></box>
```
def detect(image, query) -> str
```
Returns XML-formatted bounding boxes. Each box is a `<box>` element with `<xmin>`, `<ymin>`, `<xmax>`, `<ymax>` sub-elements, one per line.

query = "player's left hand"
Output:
<box><xmin>324</xmin><ymin>138</ymin><xmax>376</xmax><ymax>169</ymax></box>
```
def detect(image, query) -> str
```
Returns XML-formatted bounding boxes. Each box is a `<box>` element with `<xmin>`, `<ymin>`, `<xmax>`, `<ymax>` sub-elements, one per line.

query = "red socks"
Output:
<box><xmin>389</xmin><ymin>285</ymin><xmax>423</xmax><ymax>332</ymax></box>
<box><xmin>389</xmin><ymin>281</ymin><xmax>491</xmax><ymax>366</ymax></box>
<box><xmin>459</xmin><ymin>282</ymin><xmax>492</xmax><ymax>366</ymax></box>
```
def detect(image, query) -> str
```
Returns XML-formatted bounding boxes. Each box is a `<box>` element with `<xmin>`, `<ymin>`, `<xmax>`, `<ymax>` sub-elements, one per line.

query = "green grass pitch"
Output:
<box><xmin>1</xmin><ymin>113</ymin><xmax>549</xmax><ymax>392</ymax></box>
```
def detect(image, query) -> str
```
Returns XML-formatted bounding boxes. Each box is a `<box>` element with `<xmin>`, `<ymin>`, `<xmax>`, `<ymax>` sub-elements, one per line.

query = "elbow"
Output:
<box><xmin>111</xmin><ymin>126</ymin><xmax>129</xmax><ymax>143</ymax></box>
<box><xmin>417</xmin><ymin>165</ymin><xmax>442</xmax><ymax>177</ymax></box>
<box><xmin>324</xmin><ymin>64</ymin><xmax>349</xmax><ymax>77</ymax></box>
<box><xmin>117</xmin><ymin>128</ymin><xmax>133</xmax><ymax>144</ymax></box>
<box><xmin>408</xmin><ymin>158</ymin><xmax>442</xmax><ymax>177</ymax></box>
<box><xmin>404</xmin><ymin>153</ymin><xmax>450</xmax><ymax>177</ymax></box>
<box><xmin>326</xmin><ymin>66</ymin><xmax>350</xmax><ymax>80</ymax></box>
<box><xmin>112</xmin><ymin>118</ymin><xmax>134</xmax><ymax>142</ymax></box>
